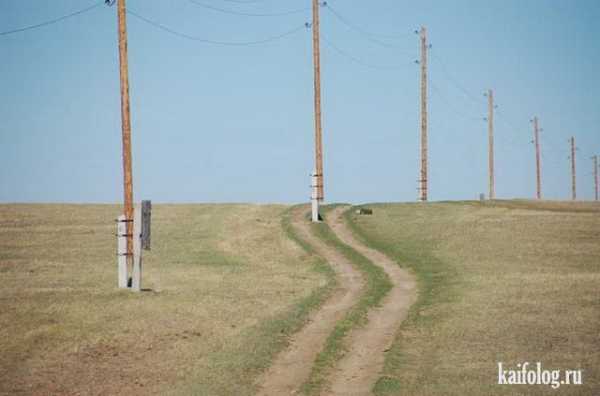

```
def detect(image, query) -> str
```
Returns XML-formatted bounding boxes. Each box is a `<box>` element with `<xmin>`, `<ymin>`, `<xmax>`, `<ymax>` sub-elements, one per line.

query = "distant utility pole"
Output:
<box><xmin>117</xmin><ymin>0</ymin><xmax>134</xmax><ymax>260</ymax></box>
<box><xmin>312</xmin><ymin>0</ymin><xmax>324</xmax><ymax>212</ymax></box>
<box><xmin>487</xmin><ymin>89</ymin><xmax>495</xmax><ymax>200</ymax></box>
<box><xmin>419</xmin><ymin>26</ymin><xmax>428</xmax><ymax>202</ymax></box>
<box><xmin>593</xmin><ymin>155</ymin><xmax>599</xmax><ymax>201</ymax></box>
<box><xmin>533</xmin><ymin>117</ymin><xmax>542</xmax><ymax>200</ymax></box>
<box><xmin>570</xmin><ymin>136</ymin><xmax>577</xmax><ymax>200</ymax></box>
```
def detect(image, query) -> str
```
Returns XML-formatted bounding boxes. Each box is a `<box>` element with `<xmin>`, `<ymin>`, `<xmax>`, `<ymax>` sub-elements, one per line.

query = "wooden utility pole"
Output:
<box><xmin>117</xmin><ymin>0</ymin><xmax>134</xmax><ymax>262</ymax></box>
<box><xmin>419</xmin><ymin>26</ymin><xmax>428</xmax><ymax>202</ymax></box>
<box><xmin>570</xmin><ymin>136</ymin><xmax>576</xmax><ymax>200</ymax></box>
<box><xmin>533</xmin><ymin>117</ymin><xmax>542</xmax><ymax>200</ymax></box>
<box><xmin>593</xmin><ymin>155</ymin><xmax>599</xmax><ymax>201</ymax></box>
<box><xmin>487</xmin><ymin>89</ymin><xmax>495</xmax><ymax>200</ymax></box>
<box><xmin>312</xmin><ymin>0</ymin><xmax>324</xmax><ymax>202</ymax></box>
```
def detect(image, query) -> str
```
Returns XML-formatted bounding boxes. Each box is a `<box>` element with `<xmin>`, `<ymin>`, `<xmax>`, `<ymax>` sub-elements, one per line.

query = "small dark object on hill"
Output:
<box><xmin>356</xmin><ymin>208</ymin><xmax>373</xmax><ymax>215</ymax></box>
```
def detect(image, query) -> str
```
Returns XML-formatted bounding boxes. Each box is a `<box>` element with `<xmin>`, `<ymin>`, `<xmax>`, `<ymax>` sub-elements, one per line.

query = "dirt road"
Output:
<box><xmin>256</xmin><ymin>206</ymin><xmax>364</xmax><ymax>395</ymax></box>
<box><xmin>257</xmin><ymin>205</ymin><xmax>416</xmax><ymax>395</ymax></box>
<box><xmin>325</xmin><ymin>206</ymin><xmax>417</xmax><ymax>395</ymax></box>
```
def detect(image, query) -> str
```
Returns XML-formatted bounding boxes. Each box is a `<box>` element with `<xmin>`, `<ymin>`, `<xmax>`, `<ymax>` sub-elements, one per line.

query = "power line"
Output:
<box><xmin>430</xmin><ymin>50</ymin><xmax>486</xmax><ymax>107</ymax></box>
<box><xmin>127</xmin><ymin>9</ymin><xmax>307</xmax><ymax>46</ymax></box>
<box><xmin>493</xmin><ymin>110</ymin><xmax>531</xmax><ymax>148</ymax></box>
<box><xmin>541</xmin><ymin>151</ymin><xmax>567</xmax><ymax>168</ymax></box>
<box><xmin>495</xmin><ymin>110</ymin><xmax>521</xmax><ymax>132</ymax></box>
<box><xmin>429</xmin><ymin>81</ymin><xmax>483</xmax><ymax>121</ymax></box>
<box><xmin>322</xmin><ymin>2</ymin><xmax>413</xmax><ymax>40</ymax></box>
<box><xmin>321</xmin><ymin>34</ymin><xmax>412</xmax><ymax>70</ymax></box>
<box><xmin>0</xmin><ymin>1</ymin><xmax>103</xmax><ymax>36</ymax></box>
<box><xmin>430</xmin><ymin>82</ymin><xmax>528</xmax><ymax>151</ymax></box>
<box><xmin>219</xmin><ymin>0</ymin><xmax>265</xmax><ymax>3</ymax></box>
<box><xmin>323</xmin><ymin>3</ymin><xmax>412</xmax><ymax>50</ymax></box>
<box><xmin>186</xmin><ymin>0</ymin><xmax>309</xmax><ymax>17</ymax></box>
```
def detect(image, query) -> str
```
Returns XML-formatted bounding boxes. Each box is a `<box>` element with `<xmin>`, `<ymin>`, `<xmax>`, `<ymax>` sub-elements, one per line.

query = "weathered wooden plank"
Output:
<box><xmin>131</xmin><ymin>204</ymin><xmax>142</xmax><ymax>292</ymax></box>
<box><xmin>141</xmin><ymin>200</ymin><xmax>151</xmax><ymax>251</ymax></box>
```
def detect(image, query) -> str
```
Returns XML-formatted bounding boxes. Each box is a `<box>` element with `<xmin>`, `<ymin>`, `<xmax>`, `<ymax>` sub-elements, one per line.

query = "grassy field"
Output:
<box><xmin>0</xmin><ymin>204</ymin><xmax>330</xmax><ymax>395</ymax></box>
<box><xmin>346</xmin><ymin>200</ymin><xmax>600</xmax><ymax>395</ymax></box>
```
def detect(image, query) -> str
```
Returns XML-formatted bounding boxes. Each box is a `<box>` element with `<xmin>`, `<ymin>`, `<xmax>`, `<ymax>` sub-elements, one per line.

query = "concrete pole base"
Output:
<box><xmin>311</xmin><ymin>198</ymin><xmax>320</xmax><ymax>222</ymax></box>
<box><xmin>311</xmin><ymin>171</ymin><xmax>321</xmax><ymax>222</ymax></box>
<box><xmin>117</xmin><ymin>215</ymin><xmax>128</xmax><ymax>288</ymax></box>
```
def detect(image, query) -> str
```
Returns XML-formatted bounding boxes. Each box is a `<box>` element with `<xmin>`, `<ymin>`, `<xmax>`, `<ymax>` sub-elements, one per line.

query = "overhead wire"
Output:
<box><xmin>494</xmin><ymin>111</ymin><xmax>530</xmax><ymax>147</ymax></box>
<box><xmin>0</xmin><ymin>1</ymin><xmax>103</xmax><ymax>36</ymax></box>
<box><xmin>430</xmin><ymin>79</ymin><xmax>531</xmax><ymax>154</ymax></box>
<box><xmin>219</xmin><ymin>0</ymin><xmax>266</xmax><ymax>3</ymax></box>
<box><xmin>320</xmin><ymin>34</ymin><xmax>413</xmax><ymax>71</ymax></box>
<box><xmin>429</xmin><ymin>81</ymin><xmax>484</xmax><ymax>122</ymax></box>
<box><xmin>2</xmin><ymin>0</ymin><xmax>591</xmax><ymax>181</ymax></box>
<box><xmin>186</xmin><ymin>0</ymin><xmax>309</xmax><ymax>17</ymax></box>
<box><xmin>323</xmin><ymin>3</ymin><xmax>413</xmax><ymax>50</ymax></box>
<box><xmin>322</xmin><ymin>2</ymin><xmax>413</xmax><ymax>40</ymax></box>
<box><xmin>541</xmin><ymin>149</ymin><xmax>569</xmax><ymax>169</ymax></box>
<box><xmin>430</xmin><ymin>50</ymin><xmax>486</xmax><ymax>107</ymax></box>
<box><xmin>126</xmin><ymin>9</ymin><xmax>307</xmax><ymax>46</ymax></box>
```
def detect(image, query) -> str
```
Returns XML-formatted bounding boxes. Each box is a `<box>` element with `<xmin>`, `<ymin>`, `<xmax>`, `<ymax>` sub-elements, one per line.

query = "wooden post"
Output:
<box><xmin>533</xmin><ymin>117</ymin><xmax>542</xmax><ymax>199</ymax></box>
<box><xmin>594</xmin><ymin>155</ymin><xmax>598</xmax><ymax>201</ymax></box>
<box><xmin>570</xmin><ymin>136</ymin><xmax>576</xmax><ymax>201</ymax></box>
<box><xmin>141</xmin><ymin>200</ymin><xmax>152</xmax><ymax>250</ymax></box>
<box><xmin>419</xmin><ymin>26</ymin><xmax>428</xmax><ymax>202</ymax></box>
<box><xmin>117</xmin><ymin>0</ymin><xmax>134</xmax><ymax>271</ymax></box>
<box><xmin>131</xmin><ymin>203</ymin><xmax>142</xmax><ymax>292</ymax></box>
<box><xmin>487</xmin><ymin>89</ymin><xmax>495</xmax><ymax>200</ymax></box>
<box><xmin>312</xmin><ymin>0</ymin><xmax>324</xmax><ymax>203</ymax></box>
<box><xmin>117</xmin><ymin>215</ymin><xmax>128</xmax><ymax>288</ymax></box>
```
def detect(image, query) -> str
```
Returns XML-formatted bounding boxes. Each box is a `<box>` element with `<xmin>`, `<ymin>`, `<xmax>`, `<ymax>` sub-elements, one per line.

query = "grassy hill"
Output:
<box><xmin>0</xmin><ymin>204</ymin><xmax>331</xmax><ymax>395</ymax></box>
<box><xmin>346</xmin><ymin>200</ymin><xmax>600</xmax><ymax>395</ymax></box>
<box><xmin>2</xmin><ymin>200</ymin><xmax>598</xmax><ymax>395</ymax></box>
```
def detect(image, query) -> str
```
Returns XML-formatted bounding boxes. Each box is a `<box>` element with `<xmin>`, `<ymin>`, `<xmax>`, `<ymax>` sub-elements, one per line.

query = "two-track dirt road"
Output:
<box><xmin>256</xmin><ymin>206</ymin><xmax>364</xmax><ymax>395</ymax></box>
<box><xmin>257</xmin><ymin>206</ymin><xmax>417</xmax><ymax>395</ymax></box>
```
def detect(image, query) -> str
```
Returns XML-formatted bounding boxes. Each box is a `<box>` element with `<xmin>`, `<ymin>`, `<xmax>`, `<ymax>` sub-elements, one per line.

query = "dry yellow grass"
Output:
<box><xmin>0</xmin><ymin>204</ymin><xmax>328</xmax><ymax>395</ymax></box>
<box><xmin>347</xmin><ymin>200</ymin><xmax>600</xmax><ymax>395</ymax></box>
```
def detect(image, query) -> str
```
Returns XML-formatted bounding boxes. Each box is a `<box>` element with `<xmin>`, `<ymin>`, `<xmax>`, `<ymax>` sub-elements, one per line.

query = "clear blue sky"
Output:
<box><xmin>1</xmin><ymin>0</ymin><xmax>599</xmax><ymax>203</ymax></box>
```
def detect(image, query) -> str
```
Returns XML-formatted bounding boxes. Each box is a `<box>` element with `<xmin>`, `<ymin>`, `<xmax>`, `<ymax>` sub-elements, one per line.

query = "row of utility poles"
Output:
<box><xmin>309</xmin><ymin>8</ymin><xmax>597</xmax><ymax>212</ymax></box>
<box><xmin>528</xmin><ymin>120</ymin><xmax>594</xmax><ymax>202</ymax></box>
<box><xmin>415</xmin><ymin>27</ymin><xmax>597</xmax><ymax>205</ymax></box>
<box><xmin>113</xmin><ymin>0</ymin><xmax>599</xmax><ymax>235</ymax></box>
<box><xmin>419</xmin><ymin>27</ymin><xmax>599</xmax><ymax>206</ymax></box>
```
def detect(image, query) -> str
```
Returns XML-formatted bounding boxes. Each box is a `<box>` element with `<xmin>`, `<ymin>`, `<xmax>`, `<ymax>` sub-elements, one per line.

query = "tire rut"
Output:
<box><xmin>322</xmin><ymin>206</ymin><xmax>417</xmax><ymax>396</ymax></box>
<box><xmin>256</xmin><ymin>206</ymin><xmax>364</xmax><ymax>396</ymax></box>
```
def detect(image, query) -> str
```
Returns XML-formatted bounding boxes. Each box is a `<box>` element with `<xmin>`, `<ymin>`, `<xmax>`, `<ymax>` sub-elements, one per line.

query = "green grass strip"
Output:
<box><xmin>188</xmin><ymin>205</ymin><xmax>337</xmax><ymax>396</ymax></box>
<box><xmin>342</xmin><ymin>204</ymin><xmax>457</xmax><ymax>395</ymax></box>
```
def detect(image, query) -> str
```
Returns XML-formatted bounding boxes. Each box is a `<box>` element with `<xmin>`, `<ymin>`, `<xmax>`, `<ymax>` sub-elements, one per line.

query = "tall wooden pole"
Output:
<box><xmin>487</xmin><ymin>89</ymin><xmax>495</xmax><ymax>200</ymax></box>
<box><xmin>312</xmin><ymin>0</ymin><xmax>324</xmax><ymax>202</ymax></box>
<box><xmin>570</xmin><ymin>136</ymin><xmax>576</xmax><ymax>201</ymax></box>
<box><xmin>117</xmin><ymin>0</ymin><xmax>134</xmax><ymax>261</ymax></box>
<box><xmin>594</xmin><ymin>155</ymin><xmax>599</xmax><ymax>201</ymax></box>
<box><xmin>419</xmin><ymin>27</ymin><xmax>428</xmax><ymax>202</ymax></box>
<box><xmin>533</xmin><ymin>117</ymin><xmax>542</xmax><ymax>200</ymax></box>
